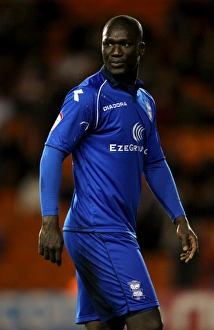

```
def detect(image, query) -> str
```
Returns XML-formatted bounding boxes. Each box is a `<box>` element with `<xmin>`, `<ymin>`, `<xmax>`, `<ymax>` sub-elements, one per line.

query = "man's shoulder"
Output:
<box><xmin>139</xmin><ymin>87</ymin><xmax>155</xmax><ymax>105</ymax></box>
<box><xmin>79</xmin><ymin>70</ymin><xmax>106</xmax><ymax>91</ymax></box>
<box><xmin>64</xmin><ymin>70</ymin><xmax>106</xmax><ymax>103</ymax></box>
<box><xmin>137</xmin><ymin>87</ymin><xmax>156</xmax><ymax>123</ymax></box>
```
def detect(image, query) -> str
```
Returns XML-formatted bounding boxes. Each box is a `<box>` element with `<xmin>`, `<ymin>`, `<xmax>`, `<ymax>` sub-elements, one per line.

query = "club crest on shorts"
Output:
<box><xmin>127</xmin><ymin>280</ymin><xmax>145</xmax><ymax>300</ymax></box>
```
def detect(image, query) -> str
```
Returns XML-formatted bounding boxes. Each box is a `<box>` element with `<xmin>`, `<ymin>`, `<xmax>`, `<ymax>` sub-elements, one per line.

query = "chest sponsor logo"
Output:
<box><xmin>132</xmin><ymin>122</ymin><xmax>145</xmax><ymax>142</ymax></box>
<box><xmin>103</xmin><ymin>101</ymin><xmax>127</xmax><ymax>112</ymax></box>
<box><xmin>109</xmin><ymin>122</ymin><xmax>147</xmax><ymax>154</ymax></box>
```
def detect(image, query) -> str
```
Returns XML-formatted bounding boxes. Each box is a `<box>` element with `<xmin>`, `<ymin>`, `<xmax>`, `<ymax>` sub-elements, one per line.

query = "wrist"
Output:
<box><xmin>174</xmin><ymin>215</ymin><xmax>188</xmax><ymax>226</ymax></box>
<box><xmin>42</xmin><ymin>215</ymin><xmax>59</xmax><ymax>228</ymax></box>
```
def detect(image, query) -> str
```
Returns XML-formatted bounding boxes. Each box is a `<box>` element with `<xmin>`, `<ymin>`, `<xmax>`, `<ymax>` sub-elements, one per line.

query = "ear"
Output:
<box><xmin>139</xmin><ymin>42</ymin><xmax>145</xmax><ymax>57</ymax></box>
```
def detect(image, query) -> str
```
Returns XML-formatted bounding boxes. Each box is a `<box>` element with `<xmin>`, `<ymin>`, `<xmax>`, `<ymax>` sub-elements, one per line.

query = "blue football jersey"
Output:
<box><xmin>45</xmin><ymin>66</ymin><xmax>165</xmax><ymax>233</ymax></box>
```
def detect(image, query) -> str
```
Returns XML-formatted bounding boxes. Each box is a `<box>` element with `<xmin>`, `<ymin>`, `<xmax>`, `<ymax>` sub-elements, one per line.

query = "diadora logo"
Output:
<box><xmin>132</xmin><ymin>122</ymin><xmax>145</xmax><ymax>142</ymax></box>
<box><xmin>103</xmin><ymin>101</ymin><xmax>127</xmax><ymax>111</ymax></box>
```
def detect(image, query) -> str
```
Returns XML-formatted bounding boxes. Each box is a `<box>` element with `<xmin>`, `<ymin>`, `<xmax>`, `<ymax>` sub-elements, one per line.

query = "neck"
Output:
<box><xmin>113</xmin><ymin>66</ymin><xmax>138</xmax><ymax>86</ymax></box>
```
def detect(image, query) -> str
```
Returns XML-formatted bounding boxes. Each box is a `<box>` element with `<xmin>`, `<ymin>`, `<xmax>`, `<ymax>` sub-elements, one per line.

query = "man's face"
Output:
<box><xmin>102</xmin><ymin>22</ymin><xmax>144</xmax><ymax>79</ymax></box>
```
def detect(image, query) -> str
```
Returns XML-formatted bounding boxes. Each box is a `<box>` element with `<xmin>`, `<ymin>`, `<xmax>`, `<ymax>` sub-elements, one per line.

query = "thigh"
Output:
<box><xmin>85</xmin><ymin>318</ymin><xmax>125</xmax><ymax>330</ymax></box>
<box><xmin>102</xmin><ymin>233</ymin><xmax>159</xmax><ymax>313</ymax></box>
<box><xmin>64</xmin><ymin>231</ymin><xmax>159</xmax><ymax>323</ymax></box>
<box><xmin>76</xmin><ymin>271</ymin><xmax>100</xmax><ymax>324</ymax></box>
<box><xmin>64</xmin><ymin>231</ymin><xmax>126</xmax><ymax>323</ymax></box>
<box><xmin>126</xmin><ymin>307</ymin><xmax>163</xmax><ymax>330</ymax></box>
<box><xmin>76</xmin><ymin>273</ymin><xmax>125</xmax><ymax>329</ymax></box>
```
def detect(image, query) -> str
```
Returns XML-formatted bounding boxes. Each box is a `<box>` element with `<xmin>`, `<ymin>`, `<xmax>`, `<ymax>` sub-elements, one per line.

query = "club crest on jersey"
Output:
<box><xmin>127</xmin><ymin>280</ymin><xmax>145</xmax><ymax>300</ymax></box>
<box><xmin>145</xmin><ymin>101</ymin><xmax>153</xmax><ymax>121</ymax></box>
<box><xmin>50</xmin><ymin>112</ymin><xmax>63</xmax><ymax>131</ymax></box>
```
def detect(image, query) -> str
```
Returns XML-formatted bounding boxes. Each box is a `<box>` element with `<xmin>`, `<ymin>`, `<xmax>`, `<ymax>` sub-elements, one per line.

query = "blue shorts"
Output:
<box><xmin>64</xmin><ymin>231</ymin><xmax>159</xmax><ymax>324</ymax></box>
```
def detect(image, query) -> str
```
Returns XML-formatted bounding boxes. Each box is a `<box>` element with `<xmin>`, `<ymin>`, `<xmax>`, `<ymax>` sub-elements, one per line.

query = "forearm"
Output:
<box><xmin>144</xmin><ymin>159</ymin><xmax>186</xmax><ymax>221</ymax></box>
<box><xmin>40</xmin><ymin>146</ymin><xmax>67</xmax><ymax>216</ymax></box>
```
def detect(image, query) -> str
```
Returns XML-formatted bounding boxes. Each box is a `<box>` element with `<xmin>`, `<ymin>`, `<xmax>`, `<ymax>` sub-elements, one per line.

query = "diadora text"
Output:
<box><xmin>103</xmin><ymin>102</ymin><xmax>127</xmax><ymax>111</ymax></box>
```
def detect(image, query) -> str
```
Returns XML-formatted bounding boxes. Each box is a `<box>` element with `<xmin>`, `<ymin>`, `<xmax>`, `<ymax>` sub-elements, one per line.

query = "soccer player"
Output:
<box><xmin>38</xmin><ymin>15</ymin><xmax>199</xmax><ymax>330</ymax></box>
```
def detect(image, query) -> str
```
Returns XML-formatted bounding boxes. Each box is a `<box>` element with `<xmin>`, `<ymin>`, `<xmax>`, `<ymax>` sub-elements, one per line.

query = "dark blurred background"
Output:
<box><xmin>0</xmin><ymin>0</ymin><xmax>213</xmax><ymax>328</ymax></box>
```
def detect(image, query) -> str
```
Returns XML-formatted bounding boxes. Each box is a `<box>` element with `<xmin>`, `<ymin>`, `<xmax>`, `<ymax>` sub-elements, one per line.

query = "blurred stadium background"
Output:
<box><xmin>0</xmin><ymin>0</ymin><xmax>213</xmax><ymax>329</ymax></box>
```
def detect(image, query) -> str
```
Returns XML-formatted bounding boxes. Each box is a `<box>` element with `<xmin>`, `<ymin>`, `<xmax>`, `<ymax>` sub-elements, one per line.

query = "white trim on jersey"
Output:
<box><xmin>95</xmin><ymin>80</ymin><xmax>107</xmax><ymax>129</ymax></box>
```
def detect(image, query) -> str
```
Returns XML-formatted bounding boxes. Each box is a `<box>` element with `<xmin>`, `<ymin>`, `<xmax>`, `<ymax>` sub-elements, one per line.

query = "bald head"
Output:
<box><xmin>103</xmin><ymin>15</ymin><xmax>143</xmax><ymax>43</ymax></box>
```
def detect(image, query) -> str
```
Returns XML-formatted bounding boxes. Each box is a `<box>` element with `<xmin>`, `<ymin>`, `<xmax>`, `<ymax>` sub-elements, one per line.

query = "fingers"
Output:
<box><xmin>180</xmin><ymin>234</ymin><xmax>199</xmax><ymax>263</ymax></box>
<box><xmin>180</xmin><ymin>250</ymin><xmax>192</xmax><ymax>263</ymax></box>
<box><xmin>49</xmin><ymin>248</ymin><xmax>62</xmax><ymax>266</ymax></box>
<box><xmin>179</xmin><ymin>233</ymin><xmax>190</xmax><ymax>251</ymax></box>
<box><xmin>176</xmin><ymin>219</ymin><xmax>199</xmax><ymax>264</ymax></box>
<box><xmin>55</xmin><ymin>250</ymin><xmax>62</xmax><ymax>266</ymax></box>
<box><xmin>39</xmin><ymin>246</ymin><xmax>63</xmax><ymax>266</ymax></box>
<box><xmin>38</xmin><ymin>245</ymin><xmax>43</xmax><ymax>256</ymax></box>
<box><xmin>38</xmin><ymin>227</ymin><xmax>64</xmax><ymax>266</ymax></box>
<box><xmin>43</xmin><ymin>248</ymin><xmax>50</xmax><ymax>260</ymax></box>
<box><xmin>38</xmin><ymin>246</ymin><xmax>51</xmax><ymax>260</ymax></box>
